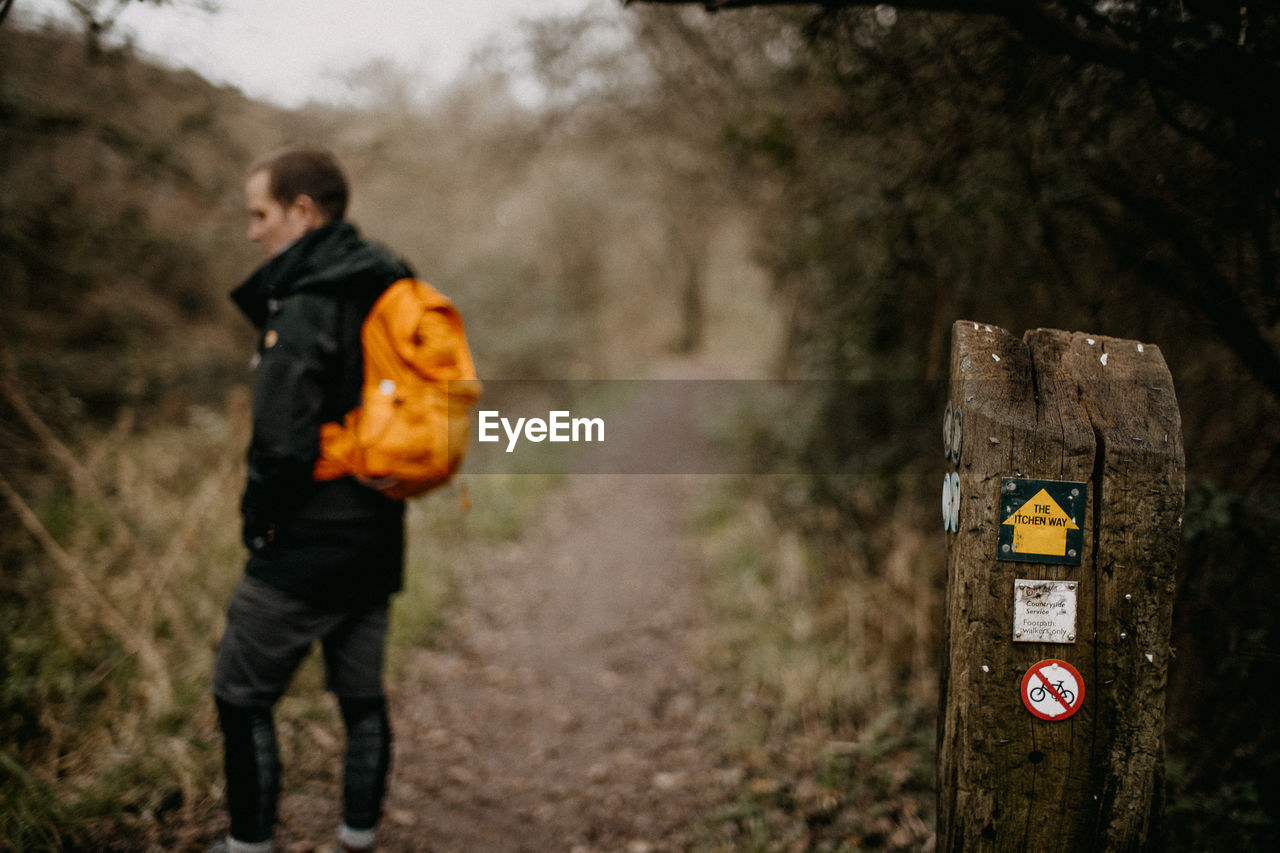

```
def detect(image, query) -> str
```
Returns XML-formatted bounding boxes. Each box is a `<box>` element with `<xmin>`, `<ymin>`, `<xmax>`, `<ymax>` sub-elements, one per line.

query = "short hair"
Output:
<box><xmin>251</xmin><ymin>145</ymin><xmax>349</xmax><ymax>222</ymax></box>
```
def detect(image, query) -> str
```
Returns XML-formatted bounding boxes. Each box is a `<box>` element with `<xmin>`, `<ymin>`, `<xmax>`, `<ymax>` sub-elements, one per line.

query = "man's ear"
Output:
<box><xmin>290</xmin><ymin>194</ymin><xmax>328</xmax><ymax>229</ymax></box>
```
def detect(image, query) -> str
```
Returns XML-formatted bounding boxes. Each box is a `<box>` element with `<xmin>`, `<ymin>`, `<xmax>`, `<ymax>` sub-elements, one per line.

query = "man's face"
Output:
<box><xmin>245</xmin><ymin>169</ymin><xmax>313</xmax><ymax>259</ymax></box>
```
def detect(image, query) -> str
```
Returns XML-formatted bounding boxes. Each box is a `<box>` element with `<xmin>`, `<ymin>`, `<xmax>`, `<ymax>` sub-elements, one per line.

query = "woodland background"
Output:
<box><xmin>2</xmin><ymin>1</ymin><xmax>1279</xmax><ymax>849</ymax></box>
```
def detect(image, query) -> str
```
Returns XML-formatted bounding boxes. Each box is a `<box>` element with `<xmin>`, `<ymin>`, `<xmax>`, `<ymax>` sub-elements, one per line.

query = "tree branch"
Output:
<box><xmin>624</xmin><ymin>0</ymin><xmax>1280</xmax><ymax>148</ymax></box>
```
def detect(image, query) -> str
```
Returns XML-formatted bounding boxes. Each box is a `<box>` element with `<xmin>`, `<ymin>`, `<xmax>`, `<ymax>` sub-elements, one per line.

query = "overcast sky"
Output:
<box><xmin>15</xmin><ymin>0</ymin><xmax>604</xmax><ymax>107</ymax></box>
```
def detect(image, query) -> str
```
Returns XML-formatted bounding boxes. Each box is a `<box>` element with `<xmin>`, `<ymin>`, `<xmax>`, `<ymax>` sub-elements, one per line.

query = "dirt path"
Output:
<box><xmin>377</xmin><ymin>473</ymin><xmax>731</xmax><ymax>852</ymax></box>
<box><xmin>351</xmin><ymin>370</ymin><xmax>738</xmax><ymax>852</ymax></box>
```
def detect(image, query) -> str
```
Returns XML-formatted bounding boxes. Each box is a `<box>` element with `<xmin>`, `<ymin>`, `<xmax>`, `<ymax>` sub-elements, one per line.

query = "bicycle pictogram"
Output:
<box><xmin>1029</xmin><ymin>680</ymin><xmax>1075</xmax><ymax>706</ymax></box>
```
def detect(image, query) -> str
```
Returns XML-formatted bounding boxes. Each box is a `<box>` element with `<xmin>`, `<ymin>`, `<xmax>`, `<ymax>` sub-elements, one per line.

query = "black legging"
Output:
<box><xmin>216</xmin><ymin>695</ymin><xmax>392</xmax><ymax>842</ymax></box>
<box><xmin>339</xmin><ymin>695</ymin><xmax>393</xmax><ymax>831</ymax></box>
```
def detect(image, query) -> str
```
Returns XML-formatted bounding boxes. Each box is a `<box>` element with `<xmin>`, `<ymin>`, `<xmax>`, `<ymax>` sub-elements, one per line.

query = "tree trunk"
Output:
<box><xmin>938</xmin><ymin>321</ymin><xmax>1184</xmax><ymax>852</ymax></box>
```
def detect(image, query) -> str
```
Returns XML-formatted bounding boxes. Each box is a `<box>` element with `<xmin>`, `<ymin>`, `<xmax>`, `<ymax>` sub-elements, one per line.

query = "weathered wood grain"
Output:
<box><xmin>939</xmin><ymin>322</ymin><xmax>1184</xmax><ymax>852</ymax></box>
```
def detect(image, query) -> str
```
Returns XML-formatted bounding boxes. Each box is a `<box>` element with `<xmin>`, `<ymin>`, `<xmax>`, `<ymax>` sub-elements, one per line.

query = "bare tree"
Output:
<box><xmin>59</xmin><ymin>0</ymin><xmax>218</xmax><ymax>51</ymax></box>
<box><xmin>626</xmin><ymin>0</ymin><xmax>1280</xmax><ymax>398</ymax></box>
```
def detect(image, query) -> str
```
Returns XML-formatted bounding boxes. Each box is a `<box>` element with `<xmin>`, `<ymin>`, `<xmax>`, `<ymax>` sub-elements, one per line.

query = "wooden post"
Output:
<box><xmin>938</xmin><ymin>322</ymin><xmax>1185</xmax><ymax>852</ymax></box>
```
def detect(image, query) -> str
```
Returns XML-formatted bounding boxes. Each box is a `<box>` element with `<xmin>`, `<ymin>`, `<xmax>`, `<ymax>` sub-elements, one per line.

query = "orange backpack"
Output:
<box><xmin>314</xmin><ymin>278</ymin><xmax>481</xmax><ymax>500</ymax></box>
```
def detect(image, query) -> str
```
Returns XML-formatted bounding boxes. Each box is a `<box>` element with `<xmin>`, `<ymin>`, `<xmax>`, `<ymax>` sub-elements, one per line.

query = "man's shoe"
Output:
<box><xmin>338</xmin><ymin>824</ymin><xmax>377</xmax><ymax>851</ymax></box>
<box><xmin>206</xmin><ymin>838</ymin><xmax>272</xmax><ymax>853</ymax></box>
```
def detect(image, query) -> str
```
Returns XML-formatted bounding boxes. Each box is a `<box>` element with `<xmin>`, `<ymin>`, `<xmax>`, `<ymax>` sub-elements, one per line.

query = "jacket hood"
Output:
<box><xmin>230</xmin><ymin>221</ymin><xmax>414</xmax><ymax>328</ymax></box>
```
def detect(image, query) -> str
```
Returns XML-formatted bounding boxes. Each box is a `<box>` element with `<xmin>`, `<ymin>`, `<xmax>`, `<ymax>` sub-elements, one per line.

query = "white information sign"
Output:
<box><xmin>1013</xmin><ymin>579</ymin><xmax>1077</xmax><ymax>644</ymax></box>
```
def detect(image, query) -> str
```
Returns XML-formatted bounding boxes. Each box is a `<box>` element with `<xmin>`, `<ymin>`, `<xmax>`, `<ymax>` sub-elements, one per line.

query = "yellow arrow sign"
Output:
<box><xmin>1001</xmin><ymin>488</ymin><xmax>1079</xmax><ymax>556</ymax></box>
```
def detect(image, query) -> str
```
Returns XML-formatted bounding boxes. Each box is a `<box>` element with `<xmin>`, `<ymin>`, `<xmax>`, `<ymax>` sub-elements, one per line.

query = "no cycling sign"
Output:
<box><xmin>1021</xmin><ymin>659</ymin><xmax>1085</xmax><ymax>721</ymax></box>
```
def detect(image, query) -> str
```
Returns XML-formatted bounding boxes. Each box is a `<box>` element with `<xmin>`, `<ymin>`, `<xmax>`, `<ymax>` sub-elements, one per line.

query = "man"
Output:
<box><xmin>211</xmin><ymin>146</ymin><xmax>412</xmax><ymax>853</ymax></box>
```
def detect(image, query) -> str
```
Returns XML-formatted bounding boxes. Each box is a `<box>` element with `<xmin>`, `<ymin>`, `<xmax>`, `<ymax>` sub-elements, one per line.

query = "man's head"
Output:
<box><xmin>245</xmin><ymin>146</ymin><xmax>350</xmax><ymax>258</ymax></box>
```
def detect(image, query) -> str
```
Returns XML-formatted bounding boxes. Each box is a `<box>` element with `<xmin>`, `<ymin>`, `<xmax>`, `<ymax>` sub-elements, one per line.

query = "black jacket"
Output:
<box><xmin>230</xmin><ymin>221</ymin><xmax>412</xmax><ymax>609</ymax></box>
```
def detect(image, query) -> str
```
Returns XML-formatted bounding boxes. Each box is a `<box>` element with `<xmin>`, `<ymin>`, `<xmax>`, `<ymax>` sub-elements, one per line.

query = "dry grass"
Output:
<box><xmin>0</xmin><ymin>371</ymin><xmax>246</xmax><ymax>848</ymax></box>
<box><xmin>0</xmin><ymin>355</ymin><xmax>559</xmax><ymax>850</ymax></box>
<box><xmin>690</xmin><ymin>481</ymin><xmax>942</xmax><ymax>851</ymax></box>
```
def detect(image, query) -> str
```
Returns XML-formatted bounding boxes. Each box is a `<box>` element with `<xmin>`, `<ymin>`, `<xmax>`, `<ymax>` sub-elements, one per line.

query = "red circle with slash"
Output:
<box><xmin>1021</xmin><ymin>659</ymin><xmax>1085</xmax><ymax>721</ymax></box>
